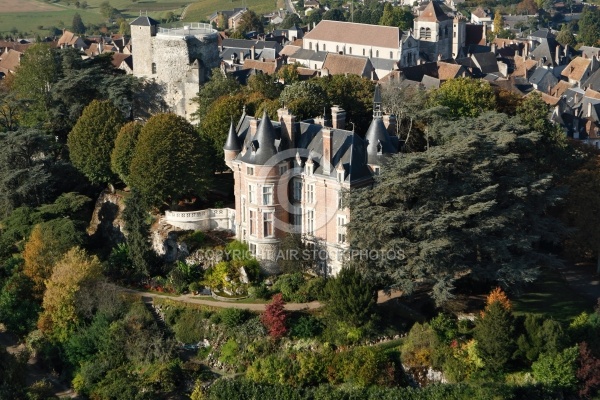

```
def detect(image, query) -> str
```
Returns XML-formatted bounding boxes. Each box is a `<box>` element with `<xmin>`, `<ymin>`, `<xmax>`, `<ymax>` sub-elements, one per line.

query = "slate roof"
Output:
<box><xmin>130</xmin><ymin>16</ymin><xmax>159</xmax><ymax>26</ymax></box>
<box><xmin>304</xmin><ymin>20</ymin><xmax>400</xmax><ymax>49</ymax></box>
<box><xmin>370</xmin><ymin>57</ymin><xmax>399</xmax><ymax>72</ymax></box>
<box><xmin>530</xmin><ymin>40</ymin><xmax>561</xmax><ymax>67</ymax></box>
<box><xmin>529</xmin><ymin>67</ymin><xmax>552</xmax><ymax>85</ymax></box>
<box><xmin>224</xmin><ymin>120</ymin><xmax>242</xmax><ymax>151</ymax></box>
<box><xmin>471</xmin><ymin>52</ymin><xmax>498</xmax><ymax>74</ymax></box>
<box><xmin>530</xmin><ymin>28</ymin><xmax>555</xmax><ymax>40</ymax></box>
<box><xmin>582</xmin><ymin>67</ymin><xmax>600</xmax><ymax>91</ymax></box>
<box><xmin>421</xmin><ymin>74</ymin><xmax>441</xmax><ymax>89</ymax></box>
<box><xmin>289</xmin><ymin>48</ymin><xmax>327</xmax><ymax>62</ymax></box>
<box><xmin>416</xmin><ymin>1</ymin><xmax>452</xmax><ymax>22</ymax></box>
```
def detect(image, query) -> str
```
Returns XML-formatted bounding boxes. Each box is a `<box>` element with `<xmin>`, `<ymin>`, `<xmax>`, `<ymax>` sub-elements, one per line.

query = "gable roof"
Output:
<box><xmin>322</xmin><ymin>53</ymin><xmax>372</xmax><ymax>77</ymax></box>
<box><xmin>242</xmin><ymin>58</ymin><xmax>278</xmax><ymax>74</ymax></box>
<box><xmin>304</xmin><ymin>20</ymin><xmax>400</xmax><ymax>49</ymax></box>
<box><xmin>551</xmin><ymin>80</ymin><xmax>574</xmax><ymax>97</ymax></box>
<box><xmin>562</xmin><ymin>57</ymin><xmax>592</xmax><ymax>82</ymax></box>
<box><xmin>472</xmin><ymin>7</ymin><xmax>490</xmax><ymax>18</ymax></box>
<box><xmin>130</xmin><ymin>16</ymin><xmax>159</xmax><ymax>26</ymax></box>
<box><xmin>416</xmin><ymin>1</ymin><xmax>451</xmax><ymax>22</ymax></box>
<box><xmin>0</xmin><ymin>49</ymin><xmax>22</xmax><ymax>74</ymax></box>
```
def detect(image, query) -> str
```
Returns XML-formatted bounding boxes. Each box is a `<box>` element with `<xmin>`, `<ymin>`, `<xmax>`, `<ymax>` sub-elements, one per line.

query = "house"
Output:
<box><xmin>529</xmin><ymin>67</ymin><xmax>558</xmax><ymax>93</ymax></box>
<box><xmin>209</xmin><ymin>8</ymin><xmax>247</xmax><ymax>30</ymax></box>
<box><xmin>471</xmin><ymin>7</ymin><xmax>492</xmax><ymax>25</ymax></box>
<box><xmin>223</xmin><ymin>87</ymin><xmax>398</xmax><ymax>274</ymax></box>
<box><xmin>561</xmin><ymin>57</ymin><xmax>599</xmax><ymax>86</ymax></box>
<box><xmin>57</xmin><ymin>30</ymin><xmax>88</xmax><ymax>50</ymax></box>
<box><xmin>0</xmin><ymin>49</ymin><xmax>22</xmax><ymax>76</ymax></box>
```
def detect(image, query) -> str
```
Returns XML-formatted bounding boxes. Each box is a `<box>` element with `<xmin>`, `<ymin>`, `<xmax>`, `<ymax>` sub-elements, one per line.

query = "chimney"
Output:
<box><xmin>239</xmin><ymin>51</ymin><xmax>244</xmax><ymax>63</ymax></box>
<box><xmin>524</xmin><ymin>41</ymin><xmax>530</xmax><ymax>58</ymax></box>
<box><xmin>383</xmin><ymin>115</ymin><xmax>397</xmax><ymax>136</ymax></box>
<box><xmin>491</xmin><ymin>42</ymin><xmax>496</xmax><ymax>54</ymax></box>
<box><xmin>249</xmin><ymin>118</ymin><xmax>259</xmax><ymax>137</ymax></box>
<box><xmin>251</xmin><ymin>46</ymin><xmax>256</xmax><ymax>60</ymax></box>
<box><xmin>438</xmin><ymin>53</ymin><xmax>443</xmax><ymax>61</ymax></box>
<box><xmin>589</xmin><ymin>102</ymin><xmax>592</xmax><ymax>117</ymax></box>
<box><xmin>322</xmin><ymin>128</ymin><xmax>332</xmax><ymax>175</ymax></box>
<box><xmin>331</xmin><ymin>105</ymin><xmax>346</xmax><ymax>130</ymax></box>
<box><xmin>277</xmin><ymin>107</ymin><xmax>296</xmax><ymax>147</ymax></box>
<box><xmin>556</xmin><ymin>45</ymin><xmax>562</xmax><ymax>65</ymax></box>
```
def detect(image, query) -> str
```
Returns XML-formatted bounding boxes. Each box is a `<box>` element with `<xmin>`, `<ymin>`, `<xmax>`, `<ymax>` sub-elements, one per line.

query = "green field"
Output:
<box><xmin>0</xmin><ymin>0</ymin><xmax>281</xmax><ymax>37</ymax></box>
<box><xmin>183</xmin><ymin>0</ymin><xmax>280</xmax><ymax>23</ymax></box>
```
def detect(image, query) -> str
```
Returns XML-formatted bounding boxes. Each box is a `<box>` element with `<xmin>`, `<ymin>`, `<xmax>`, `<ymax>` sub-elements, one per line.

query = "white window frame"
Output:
<box><xmin>248</xmin><ymin>184</ymin><xmax>256</xmax><ymax>204</ymax></box>
<box><xmin>249</xmin><ymin>209</ymin><xmax>257</xmax><ymax>236</ymax></box>
<box><xmin>306</xmin><ymin>183</ymin><xmax>315</xmax><ymax>204</ymax></box>
<box><xmin>263</xmin><ymin>211</ymin><xmax>274</xmax><ymax>237</ymax></box>
<box><xmin>262</xmin><ymin>185</ymin><xmax>273</xmax><ymax>205</ymax></box>
<box><xmin>306</xmin><ymin>209</ymin><xmax>315</xmax><ymax>236</ymax></box>
<box><xmin>337</xmin><ymin>215</ymin><xmax>347</xmax><ymax>244</ymax></box>
<box><xmin>247</xmin><ymin>166</ymin><xmax>254</xmax><ymax>175</ymax></box>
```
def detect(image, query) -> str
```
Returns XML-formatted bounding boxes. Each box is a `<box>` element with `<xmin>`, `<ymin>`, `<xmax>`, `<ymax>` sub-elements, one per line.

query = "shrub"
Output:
<box><xmin>218</xmin><ymin>338</ymin><xmax>239</xmax><ymax>366</ymax></box>
<box><xmin>400</xmin><ymin>322</ymin><xmax>439</xmax><ymax>367</ymax></box>
<box><xmin>173</xmin><ymin>309</ymin><xmax>205</xmax><ymax>343</ymax></box>
<box><xmin>430</xmin><ymin>312</ymin><xmax>458</xmax><ymax>343</ymax></box>
<box><xmin>261</xmin><ymin>294</ymin><xmax>287</xmax><ymax>339</ymax></box>
<box><xmin>248</xmin><ymin>283</ymin><xmax>270</xmax><ymax>300</ymax></box>
<box><xmin>532</xmin><ymin>346</ymin><xmax>578</xmax><ymax>390</ymax></box>
<box><xmin>219</xmin><ymin>308</ymin><xmax>249</xmax><ymax>328</ymax></box>
<box><xmin>272</xmin><ymin>273</ymin><xmax>305</xmax><ymax>302</ymax></box>
<box><xmin>290</xmin><ymin>315</ymin><xmax>322</xmax><ymax>339</ymax></box>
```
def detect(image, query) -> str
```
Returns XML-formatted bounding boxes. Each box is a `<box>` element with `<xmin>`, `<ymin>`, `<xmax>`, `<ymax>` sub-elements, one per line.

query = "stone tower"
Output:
<box><xmin>130</xmin><ymin>15</ymin><xmax>159</xmax><ymax>77</ymax></box>
<box><xmin>414</xmin><ymin>1</ymin><xmax>453</xmax><ymax>60</ymax></box>
<box><xmin>452</xmin><ymin>15</ymin><xmax>466</xmax><ymax>58</ymax></box>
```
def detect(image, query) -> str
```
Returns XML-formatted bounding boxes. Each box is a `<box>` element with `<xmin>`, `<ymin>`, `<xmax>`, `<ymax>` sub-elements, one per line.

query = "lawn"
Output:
<box><xmin>511</xmin><ymin>268</ymin><xmax>594</xmax><ymax>323</ymax></box>
<box><xmin>0</xmin><ymin>8</ymin><xmax>104</xmax><ymax>36</ymax></box>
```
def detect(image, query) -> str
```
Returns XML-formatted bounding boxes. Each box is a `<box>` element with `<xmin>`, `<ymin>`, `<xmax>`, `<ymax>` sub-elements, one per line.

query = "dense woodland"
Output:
<box><xmin>0</xmin><ymin>41</ymin><xmax>600</xmax><ymax>399</ymax></box>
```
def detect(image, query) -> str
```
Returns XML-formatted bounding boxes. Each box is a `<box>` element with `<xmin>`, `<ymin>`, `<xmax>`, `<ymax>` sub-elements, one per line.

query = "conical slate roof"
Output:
<box><xmin>223</xmin><ymin>119</ymin><xmax>241</xmax><ymax>151</ymax></box>
<box><xmin>240</xmin><ymin>111</ymin><xmax>279</xmax><ymax>165</ymax></box>
<box><xmin>365</xmin><ymin>118</ymin><xmax>396</xmax><ymax>164</ymax></box>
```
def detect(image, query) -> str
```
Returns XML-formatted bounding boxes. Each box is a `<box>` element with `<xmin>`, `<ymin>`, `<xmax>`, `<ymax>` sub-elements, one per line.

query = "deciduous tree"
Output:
<box><xmin>129</xmin><ymin>113</ymin><xmax>211</xmax><ymax>205</ymax></box>
<box><xmin>67</xmin><ymin>99</ymin><xmax>124</xmax><ymax>184</ymax></box>
<box><xmin>430</xmin><ymin>77</ymin><xmax>496</xmax><ymax>117</ymax></box>
<box><xmin>111</xmin><ymin>121</ymin><xmax>142</xmax><ymax>185</ymax></box>
<box><xmin>38</xmin><ymin>247</ymin><xmax>103</xmax><ymax>342</ymax></box>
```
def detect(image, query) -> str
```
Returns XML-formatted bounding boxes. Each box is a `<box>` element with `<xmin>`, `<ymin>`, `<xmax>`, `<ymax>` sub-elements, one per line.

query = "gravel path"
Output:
<box><xmin>114</xmin><ymin>284</ymin><xmax>402</xmax><ymax>311</ymax></box>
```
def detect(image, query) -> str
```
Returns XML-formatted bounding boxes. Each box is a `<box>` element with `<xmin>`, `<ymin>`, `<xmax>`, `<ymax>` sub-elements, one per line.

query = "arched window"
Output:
<box><xmin>420</xmin><ymin>27</ymin><xmax>425</xmax><ymax>39</ymax></box>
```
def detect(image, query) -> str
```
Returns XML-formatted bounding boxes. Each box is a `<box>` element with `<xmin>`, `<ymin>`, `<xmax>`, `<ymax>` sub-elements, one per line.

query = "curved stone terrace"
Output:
<box><xmin>157</xmin><ymin>23</ymin><xmax>217</xmax><ymax>39</ymax></box>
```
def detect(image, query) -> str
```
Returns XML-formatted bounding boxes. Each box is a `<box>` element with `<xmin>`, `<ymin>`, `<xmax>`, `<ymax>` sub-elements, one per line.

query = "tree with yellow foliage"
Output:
<box><xmin>37</xmin><ymin>247</ymin><xmax>102</xmax><ymax>342</ymax></box>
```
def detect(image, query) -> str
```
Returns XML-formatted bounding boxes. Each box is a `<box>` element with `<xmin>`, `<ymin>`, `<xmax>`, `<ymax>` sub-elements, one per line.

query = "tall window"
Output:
<box><xmin>242</xmin><ymin>198</ymin><xmax>246</xmax><ymax>223</ymax></box>
<box><xmin>323</xmin><ymin>44</ymin><xmax>326</xmax><ymax>51</ymax></box>
<box><xmin>349</xmin><ymin>47</ymin><xmax>352</xmax><ymax>54</ymax></box>
<box><xmin>306</xmin><ymin>210</ymin><xmax>314</xmax><ymax>235</ymax></box>
<box><xmin>152</xmin><ymin>63</ymin><xmax>156</xmax><ymax>74</ymax></box>
<box><xmin>306</xmin><ymin>184</ymin><xmax>314</xmax><ymax>204</ymax></box>
<box><xmin>279</xmin><ymin>165</ymin><xmax>288</xmax><ymax>175</ymax></box>
<box><xmin>309</xmin><ymin>42</ymin><xmax>313</xmax><ymax>50</ymax></box>
<box><xmin>337</xmin><ymin>215</ymin><xmax>346</xmax><ymax>243</ymax></box>
<box><xmin>263</xmin><ymin>186</ymin><xmax>273</xmax><ymax>205</ymax></box>
<box><xmin>248</xmin><ymin>185</ymin><xmax>256</xmax><ymax>204</ymax></box>
<box><xmin>363</xmin><ymin>48</ymin><xmax>365</xmax><ymax>56</ymax></box>
<box><xmin>390</xmin><ymin>51</ymin><xmax>393</xmax><ymax>59</ymax></box>
<box><xmin>376</xmin><ymin>50</ymin><xmax>379</xmax><ymax>57</ymax></box>
<box><xmin>263</xmin><ymin>212</ymin><xmax>273</xmax><ymax>237</ymax></box>
<box><xmin>249</xmin><ymin>210</ymin><xmax>256</xmax><ymax>235</ymax></box>
<box><xmin>425</xmin><ymin>28</ymin><xmax>431</xmax><ymax>39</ymax></box>
<box><xmin>337</xmin><ymin>170</ymin><xmax>344</xmax><ymax>183</ymax></box>
<box><xmin>293</xmin><ymin>179</ymin><xmax>302</xmax><ymax>202</ymax></box>
<box><xmin>247</xmin><ymin>166</ymin><xmax>254</xmax><ymax>175</ymax></box>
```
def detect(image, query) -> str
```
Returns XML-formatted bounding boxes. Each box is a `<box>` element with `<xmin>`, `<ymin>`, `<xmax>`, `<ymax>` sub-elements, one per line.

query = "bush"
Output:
<box><xmin>219</xmin><ymin>338</ymin><xmax>239</xmax><ymax>366</ymax></box>
<box><xmin>219</xmin><ymin>308</ymin><xmax>249</xmax><ymax>328</ymax></box>
<box><xmin>290</xmin><ymin>315</ymin><xmax>322</xmax><ymax>339</ymax></box>
<box><xmin>400</xmin><ymin>322</ymin><xmax>439</xmax><ymax>367</ymax></box>
<box><xmin>430</xmin><ymin>312</ymin><xmax>458</xmax><ymax>343</ymax></box>
<box><xmin>272</xmin><ymin>273</ymin><xmax>305</xmax><ymax>302</ymax></box>
<box><xmin>173</xmin><ymin>309</ymin><xmax>205</xmax><ymax>343</ymax></box>
<box><xmin>532</xmin><ymin>346</ymin><xmax>578</xmax><ymax>390</ymax></box>
<box><xmin>248</xmin><ymin>283</ymin><xmax>270</xmax><ymax>300</ymax></box>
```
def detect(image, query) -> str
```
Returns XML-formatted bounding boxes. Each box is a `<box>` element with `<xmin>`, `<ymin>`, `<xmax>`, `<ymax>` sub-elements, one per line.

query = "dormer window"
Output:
<box><xmin>306</xmin><ymin>161</ymin><xmax>314</xmax><ymax>175</ymax></box>
<box><xmin>251</xmin><ymin>140</ymin><xmax>258</xmax><ymax>152</ymax></box>
<box><xmin>373</xmin><ymin>166</ymin><xmax>380</xmax><ymax>175</ymax></box>
<box><xmin>337</xmin><ymin>170</ymin><xmax>344</xmax><ymax>183</ymax></box>
<box><xmin>377</xmin><ymin>140</ymin><xmax>383</xmax><ymax>155</ymax></box>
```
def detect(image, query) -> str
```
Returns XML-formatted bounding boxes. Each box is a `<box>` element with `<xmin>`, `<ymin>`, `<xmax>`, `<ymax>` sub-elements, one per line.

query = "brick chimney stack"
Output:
<box><xmin>277</xmin><ymin>107</ymin><xmax>296</xmax><ymax>148</ymax></box>
<box><xmin>322</xmin><ymin>128</ymin><xmax>332</xmax><ymax>175</ymax></box>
